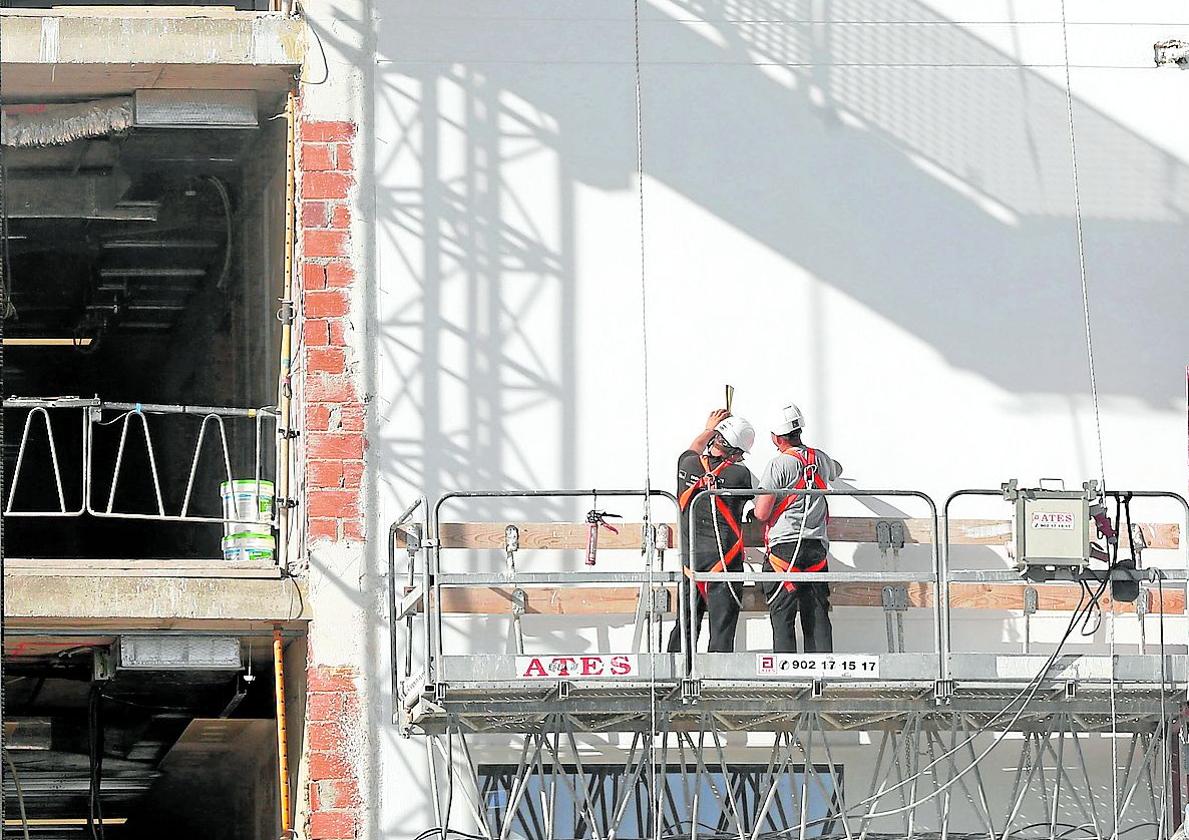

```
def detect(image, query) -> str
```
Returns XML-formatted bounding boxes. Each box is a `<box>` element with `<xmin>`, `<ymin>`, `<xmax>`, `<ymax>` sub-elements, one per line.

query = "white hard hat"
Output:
<box><xmin>771</xmin><ymin>404</ymin><xmax>805</xmax><ymax>436</ymax></box>
<box><xmin>714</xmin><ymin>416</ymin><xmax>755</xmax><ymax>454</ymax></box>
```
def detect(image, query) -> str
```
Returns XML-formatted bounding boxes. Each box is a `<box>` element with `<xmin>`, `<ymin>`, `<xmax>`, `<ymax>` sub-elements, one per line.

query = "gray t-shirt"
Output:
<box><xmin>758</xmin><ymin>446</ymin><xmax>842</xmax><ymax>549</ymax></box>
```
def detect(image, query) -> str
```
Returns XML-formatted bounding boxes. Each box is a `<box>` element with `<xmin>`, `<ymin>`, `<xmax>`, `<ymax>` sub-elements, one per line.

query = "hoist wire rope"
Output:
<box><xmin>1057</xmin><ymin>0</ymin><xmax>1106</xmax><ymax>496</ymax></box>
<box><xmin>1057</xmin><ymin>4</ymin><xmax>1122</xmax><ymax>837</ymax></box>
<box><xmin>630</xmin><ymin>2</ymin><xmax>660</xmax><ymax>838</ymax></box>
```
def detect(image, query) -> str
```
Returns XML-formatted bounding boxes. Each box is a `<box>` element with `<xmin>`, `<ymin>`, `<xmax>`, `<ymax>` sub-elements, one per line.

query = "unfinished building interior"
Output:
<box><xmin>2</xmin><ymin>17</ymin><xmax>306</xmax><ymax>832</ymax></box>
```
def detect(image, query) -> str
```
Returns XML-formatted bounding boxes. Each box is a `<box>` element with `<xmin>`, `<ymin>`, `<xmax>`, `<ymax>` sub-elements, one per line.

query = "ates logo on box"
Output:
<box><xmin>516</xmin><ymin>654</ymin><xmax>638</xmax><ymax>679</ymax></box>
<box><xmin>1031</xmin><ymin>511</ymin><xmax>1076</xmax><ymax>530</ymax></box>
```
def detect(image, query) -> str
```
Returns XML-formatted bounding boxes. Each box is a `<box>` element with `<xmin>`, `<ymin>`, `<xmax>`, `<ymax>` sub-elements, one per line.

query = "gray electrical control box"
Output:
<box><xmin>1008</xmin><ymin>482</ymin><xmax>1093</xmax><ymax>569</ymax></box>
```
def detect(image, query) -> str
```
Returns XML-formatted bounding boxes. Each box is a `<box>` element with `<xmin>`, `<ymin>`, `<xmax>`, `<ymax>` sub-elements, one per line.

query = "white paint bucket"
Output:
<box><xmin>220</xmin><ymin>479</ymin><xmax>275</xmax><ymax>536</ymax></box>
<box><xmin>221</xmin><ymin>531</ymin><xmax>276</xmax><ymax>563</ymax></box>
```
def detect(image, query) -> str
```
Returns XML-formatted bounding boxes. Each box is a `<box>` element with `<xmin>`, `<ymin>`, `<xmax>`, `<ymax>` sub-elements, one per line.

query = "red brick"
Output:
<box><xmin>328</xmin><ymin>321</ymin><xmax>348</xmax><ymax>346</ymax></box>
<box><xmin>308</xmin><ymin>722</ymin><xmax>345</xmax><ymax>752</ymax></box>
<box><xmin>305</xmin><ymin>376</ymin><xmax>356</xmax><ymax>404</ymax></box>
<box><xmin>339</xmin><ymin>404</ymin><xmax>365</xmax><ymax>432</ymax></box>
<box><xmin>306</xmin><ymin>691</ymin><xmax>342</xmax><ymax>722</ymax></box>
<box><xmin>302</xmin><ymin>172</ymin><xmax>352</xmax><ymax>201</ymax></box>
<box><xmin>329</xmin><ymin>205</ymin><xmax>351</xmax><ymax>229</ymax></box>
<box><xmin>309</xmin><ymin>781</ymin><xmax>321</xmax><ymax>812</ymax></box>
<box><xmin>309</xmin><ymin>750</ymin><xmax>353</xmax><ymax>782</ymax></box>
<box><xmin>307</xmin><ymin>432</ymin><xmax>364</xmax><ymax>460</ymax></box>
<box><xmin>304</xmin><ymin>319</ymin><xmax>331</xmax><ymax>347</ymax></box>
<box><xmin>343</xmin><ymin>518</ymin><xmax>366</xmax><ymax>542</ymax></box>
<box><xmin>308</xmin><ymin>460</ymin><xmax>344</xmax><ymax>488</ymax></box>
<box><xmin>305</xmin><ymin>230</ymin><xmax>348</xmax><ymax>258</ymax></box>
<box><xmin>303</xmin><ymin>202</ymin><xmax>329</xmax><ymax>229</ymax></box>
<box><xmin>309</xmin><ymin>667</ymin><xmax>357</xmax><ymax>690</ymax></box>
<box><xmin>309</xmin><ymin>489</ymin><xmax>359</xmax><ymax>520</ymax></box>
<box><xmin>306</xmin><ymin>290</ymin><xmax>349</xmax><ymax>318</ymax></box>
<box><xmin>325</xmin><ymin>263</ymin><xmax>355</xmax><ymax>288</ymax></box>
<box><xmin>319</xmin><ymin>779</ymin><xmax>360</xmax><ymax>809</ymax></box>
<box><xmin>336</xmin><ymin>143</ymin><xmax>354</xmax><ymax>172</ymax></box>
<box><xmin>308</xmin><ymin>518</ymin><xmax>338</xmax><ymax>542</ymax></box>
<box><xmin>303</xmin><ymin>263</ymin><xmax>327</xmax><ymax>290</ymax></box>
<box><xmin>302</xmin><ymin>144</ymin><xmax>335</xmax><ymax>172</ymax></box>
<box><xmin>301</xmin><ymin>121</ymin><xmax>356</xmax><ymax>143</ymax></box>
<box><xmin>308</xmin><ymin>347</ymin><xmax>346</xmax><ymax>375</ymax></box>
<box><xmin>310</xmin><ymin>810</ymin><xmax>356</xmax><ymax>839</ymax></box>
<box><xmin>342</xmin><ymin>462</ymin><xmax>364</xmax><ymax>489</ymax></box>
<box><xmin>306</xmin><ymin>404</ymin><xmax>332</xmax><ymax>432</ymax></box>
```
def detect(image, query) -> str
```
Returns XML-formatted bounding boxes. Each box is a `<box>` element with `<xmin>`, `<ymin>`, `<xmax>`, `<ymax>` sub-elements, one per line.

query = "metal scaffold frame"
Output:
<box><xmin>2</xmin><ymin>396</ymin><xmax>281</xmax><ymax>526</ymax></box>
<box><xmin>389</xmin><ymin>487</ymin><xmax>1189</xmax><ymax>840</ymax></box>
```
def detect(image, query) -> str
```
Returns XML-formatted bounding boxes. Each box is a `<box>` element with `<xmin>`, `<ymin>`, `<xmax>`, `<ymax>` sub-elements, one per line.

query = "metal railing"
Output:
<box><xmin>687</xmin><ymin>487</ymin><xmax>943</xmax><ymax>680</ymax></box>
<box><xmin>3</xmin><ymin>397</ymin><xmax>285</xmax><ymax>560</ymax></box>
<box><xmin>389</xmin><ymin>485</ymin><xmax>1189</xmax><ymax>721</ymax></box>
<box><xmin>943</xmin><ymin>488</ymin><xmax>1189</xmax><ymax>672</ymax></box>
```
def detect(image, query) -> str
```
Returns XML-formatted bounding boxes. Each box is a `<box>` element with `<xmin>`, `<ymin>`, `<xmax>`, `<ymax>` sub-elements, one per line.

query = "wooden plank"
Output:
<box><xmin>427</xmin><ymin>582</ymin><xmax>1184</xmax><ymax>615</ymax></box>
<box><xmin>397</xmin><ymin>520</ymin><xmax>1180</xmax><ymax>550</ymax></box>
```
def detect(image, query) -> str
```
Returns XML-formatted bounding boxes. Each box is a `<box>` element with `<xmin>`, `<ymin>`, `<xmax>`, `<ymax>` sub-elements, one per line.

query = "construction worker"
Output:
<box><xmin>752</xmin><ymin>404</ymin><xmax>842</xmax><ymax>654</ymax></box>
<box><xmin>667</xmin><ymin>409</ymin><xmax>755</xmax><ymax>656</ymax></box>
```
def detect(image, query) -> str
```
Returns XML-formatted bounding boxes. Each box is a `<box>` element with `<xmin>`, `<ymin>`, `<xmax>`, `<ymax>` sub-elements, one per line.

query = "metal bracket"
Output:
<box><xmin>1023</xmin><ymin>586</ymin><xmax>1038</xmax><ymax>615</ymax></box>
<box><xmin>504</xmin><ymin>524</ymin><xmax>520</xmax><ymax>554</ymax></box>
<box><xmin>278</xmin><ymin>428</ymin><xmax>300</xmax><ymax>440</ymax></box>
<box><xmin>1001</xmin><ymin>479</ymin><xmax>1020</xmax><ymax>502</ymax></box>
<box><xmin>875</xmin><ymin>520</ymin><xmax>906</xmax><ymax>556</ymax></box>
<box><xmin>1130</xmin><ymin>523</ymin><xmax>1148</xmax><ymax>556</ymax></box>
<box><xmin>651</xmin><ymin>587</ymin><xmax>671</xmax><ymax>614</ymax></box>
<box><xmin>811</xmin><ymin>679</ymin><xmax>825</xmax><ymax>699</ymax></box>
<box><xmin>276</xmin><ymin>298</ymin><xmax>295</xmax><ymax>324</ymax></box>
<box><xmin>93</xmin><ymin>649</ymin><xmax>116</xmax><ymax>682</ymax></box>
<box><xmin>432</xmin><ymin>682</ymin><xmax>447</xmax><ymax>704</ymax></box>
<box><xmin>934</xmin><ymin>680</ymin><xmax>954</xmax><ymax>703</ymax></box>
<box><xmin>277</xmin><ymin>497</ymin><xmax>300</xmax><ymax>510</ymax></box>
<box><xmin>555</xmin><ymin>681</ymin><xmax>571</xmax><ymax>701</ymax></box>
<box><xmin>681</xmin><ymin>679</ymin><xmax>701</xmax><ymax>703</ymax></box>
<box><xmin>641</xmin><ymin>523</ymin><xmax>656</xmax><ymax>555</ymax></box>
<box><xmin>511</xmin><ymin>587</ymin><xmax>527</xmax><ymax>617</ymax></box>
<box><xmin>398</xmin><ymin>584</ymin><xmax>425</xmax><ymax>619</ymax></box>
<box><xmin>404</xmin><ymin>524</ymin><xmax>423</xmax><ymax>553</ymax></box>
<box><xmin>1064</xmin><ymin>681</ymin><xmax>1077</xmax><ymax>700</ymax></box>
<box><xmin>881</xmin><ymin>585</ymin><xmax>909</xmax><ymax>612</ymax></box>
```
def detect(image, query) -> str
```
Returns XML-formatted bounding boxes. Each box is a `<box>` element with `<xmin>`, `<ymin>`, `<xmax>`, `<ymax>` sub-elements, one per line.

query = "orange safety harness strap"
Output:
<box><xmin>766</xmin><ymin>551</ymin><xmax>828</xmax><ymax>594</ymax></box>
<box><xmin>763</xmin><ymin>447</ymin><xmax>828</xmax><ymax>547</ymax></box>
<box><xmin>679</xmin><ymin>455</ymin><xmax>746</xmax><ymax>601</ymax></box>
<box><xmin>763</xmin><ymin>446</ymin><xmax>829</xmax><ymax>592</ymax></box>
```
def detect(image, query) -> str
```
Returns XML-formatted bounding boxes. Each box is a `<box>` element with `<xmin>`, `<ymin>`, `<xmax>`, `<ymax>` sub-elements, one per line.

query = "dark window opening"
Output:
<box><xmin>479</xmin><ymin>763</ymin><xmax>844</xmax><ymax>840</ymax></box>
<box><xmin>2</xmin><ymin>92</ymin><xmax>288</xmax><ymax>560</ymax></box>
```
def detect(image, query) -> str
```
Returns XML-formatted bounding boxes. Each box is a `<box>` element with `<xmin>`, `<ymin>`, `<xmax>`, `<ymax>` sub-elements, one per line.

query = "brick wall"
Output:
<box><xmin>306</xmin><ymin>664</ymin><xmax>363</xmax><ymax>839</ymax></box>
<box><xmin>298</xmin><ymin>119</ymin><xmax>367</xmax><ymax>838</ymax></box>
<box><xmin>299</xmin><ymin>120</ymin><xmax>365</xmax><ymax>544</ymax></box>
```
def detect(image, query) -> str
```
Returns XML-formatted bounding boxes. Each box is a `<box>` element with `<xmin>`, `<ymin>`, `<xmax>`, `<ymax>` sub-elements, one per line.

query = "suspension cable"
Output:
<box><xmin>629</xmin><ymin>2</ymin><xmax>661</xmax><ymax>837</ymax></box>
<box><xmin>1058</xmin><ymin>0</ymin><xmax>1106</xmax><ymax>494</ymax></box>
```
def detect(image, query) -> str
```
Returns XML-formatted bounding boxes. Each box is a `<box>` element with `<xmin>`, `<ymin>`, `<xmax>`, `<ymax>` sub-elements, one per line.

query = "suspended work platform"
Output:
<box><xmin>389</xmin><ymin>488</ymin><xmax>1189</xmax><ymax>839</ymax></box>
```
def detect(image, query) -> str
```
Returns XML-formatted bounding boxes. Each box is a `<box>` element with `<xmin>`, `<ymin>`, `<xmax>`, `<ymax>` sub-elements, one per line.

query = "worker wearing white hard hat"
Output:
<box><xmin>751</xmin><ymin>403</ymin><xmax>843</xmax><ymax>653</ymax></box>
<box><xmin>667</xmin><ymin>409</ymin><xmax>756</xmax><ymax>658</ymax></box>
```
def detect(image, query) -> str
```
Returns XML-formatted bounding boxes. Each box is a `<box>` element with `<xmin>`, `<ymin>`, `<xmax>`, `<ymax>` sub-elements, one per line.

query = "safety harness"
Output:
<box><xmin>765</xmin><ymin>447</ymin><xmax>829</xmax><ymax>593</ymax></box>
<box><xmin>678</xmin><ymin>455</ymin><xmax>745</xmax><ymax>600</ymax></box>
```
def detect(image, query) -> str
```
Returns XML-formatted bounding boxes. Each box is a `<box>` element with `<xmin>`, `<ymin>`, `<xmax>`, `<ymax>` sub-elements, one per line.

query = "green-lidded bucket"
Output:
<box><xmin>220</xmin><ymin>479</ymin><xmax>275</xmax><ymax>536</ymax></box>
<box><xmin>222</xmin><ymin>531</ymin><xmax>276</xmax><ymax>563</ymax></box>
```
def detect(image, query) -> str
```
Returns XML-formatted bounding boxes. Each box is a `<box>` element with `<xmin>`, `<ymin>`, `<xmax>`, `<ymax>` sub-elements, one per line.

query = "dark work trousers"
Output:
<box><xmin>667</xmin><ymin>554</ymin><xmax>743</xmax><ymax>657</ymax></box>
<box><xmin>763</xmin><ymin>539</ymin><xmax>833</xmax><ymax>653</ymax></box>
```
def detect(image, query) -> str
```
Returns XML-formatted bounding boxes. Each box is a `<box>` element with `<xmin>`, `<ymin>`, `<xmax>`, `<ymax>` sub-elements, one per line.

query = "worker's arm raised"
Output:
<box><xmin>686</xmin><ymin>408</ymin><xmax>730</xmax><ymax>453</ymax></box>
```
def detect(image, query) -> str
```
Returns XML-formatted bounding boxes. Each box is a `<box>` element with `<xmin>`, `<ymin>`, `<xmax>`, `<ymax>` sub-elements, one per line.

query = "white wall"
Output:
<box><xmin>364</xmin><ymin>1</ymin><xmax>1189</xmax><ymax>836</ymax></box>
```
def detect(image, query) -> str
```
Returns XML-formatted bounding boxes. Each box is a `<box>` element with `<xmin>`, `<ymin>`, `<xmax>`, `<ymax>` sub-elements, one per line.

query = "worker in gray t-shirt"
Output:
<box><xmin>752</xmin><ymin>404</ymin><xmax>842</xmax><ymax>653</ymax></box>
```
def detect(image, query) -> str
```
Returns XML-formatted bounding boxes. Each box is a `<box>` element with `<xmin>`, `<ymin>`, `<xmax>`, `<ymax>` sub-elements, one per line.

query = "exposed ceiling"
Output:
<box><xmin>4</xmin><ymin>640</ymin><xmax>279</xmax><ymax>838</ymax></box>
